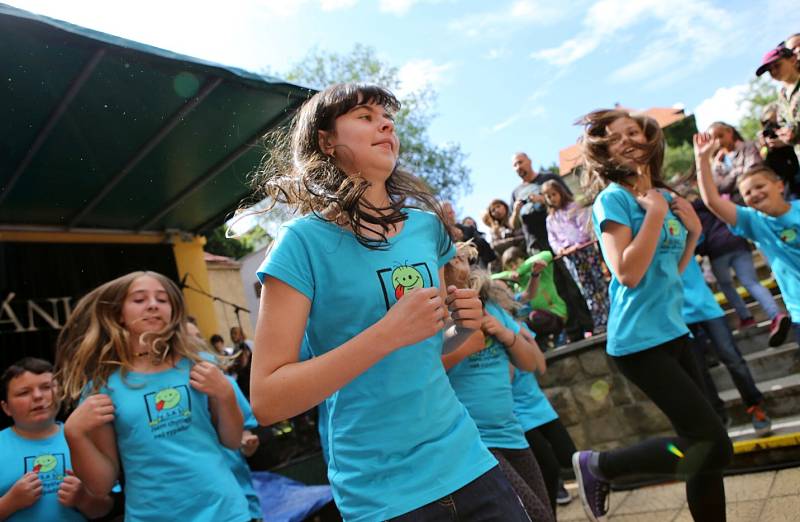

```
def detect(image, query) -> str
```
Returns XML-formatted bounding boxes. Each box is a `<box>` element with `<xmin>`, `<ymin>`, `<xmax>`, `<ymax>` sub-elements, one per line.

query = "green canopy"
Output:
<box><xmin>0</xmin><ymin>3</ymin><xmax>313</xmax><ymax>233</ymax></box>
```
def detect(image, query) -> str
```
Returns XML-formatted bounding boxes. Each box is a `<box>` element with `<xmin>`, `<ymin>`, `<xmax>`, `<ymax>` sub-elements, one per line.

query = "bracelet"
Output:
<box><xmin>503</xmin><ymin>332</ymin><xmax>517</xmax><ymax>347</ymax></box>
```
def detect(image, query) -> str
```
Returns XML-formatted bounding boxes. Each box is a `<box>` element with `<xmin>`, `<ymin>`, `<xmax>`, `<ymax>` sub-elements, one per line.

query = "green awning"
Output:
<box><xmin>0</xmin><ymin>3</ymin><xmax>313</xmax><ymax>233</ymax></box>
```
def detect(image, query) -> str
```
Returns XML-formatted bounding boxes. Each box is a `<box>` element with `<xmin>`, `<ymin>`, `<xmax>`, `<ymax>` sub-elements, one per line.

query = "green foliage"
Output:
<box><xmin>663</xmin><ymin>142</ymin><xmax>695</xmax><ymax>181</ymax></box>
<box><xmin>663</xmin><ymin>114</ymin><xmax>697</xmax><ymax>147</ymax></box>
<box><xmin>203</xmin><ymin>225</ymin><xmax>272</xmax><ymax>259</ymax></box>
<box><xmin>285</xmin><ymin>44</ymin><xmax>472</xmax><ymax>202</ymax></box>
<box><xmin>738</xmin><ymin>76</ymin><xmax>779</xmax><ymax>141</ymax></box>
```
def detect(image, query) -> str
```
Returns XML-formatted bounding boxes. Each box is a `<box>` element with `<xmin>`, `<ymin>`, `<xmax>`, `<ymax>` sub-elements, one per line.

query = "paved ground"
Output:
<box><xmin>557</xmin><ymin>466</ymin><xmax>800</xmax><ymax>521</ymax></box>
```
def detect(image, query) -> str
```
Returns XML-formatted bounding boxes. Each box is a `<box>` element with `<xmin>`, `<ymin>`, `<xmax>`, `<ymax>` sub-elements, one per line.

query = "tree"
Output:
<box><xmin>284</xmin><ymin>44</ymin><xmax>472</xmax><ymax>202</ymax></box>
<box><xmin>203</xmin><ymin>224</ymin><xmax>271</xmax><ymax>259</ymax></box>
<box><xmin>738</xmin><ymin>76</ymin><xmax>779</xmax><ymax>141</ymax></box>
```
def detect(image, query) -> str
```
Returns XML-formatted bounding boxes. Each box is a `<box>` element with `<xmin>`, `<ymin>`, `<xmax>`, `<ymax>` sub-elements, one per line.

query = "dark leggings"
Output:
<box><xmin>525</xmin><ymin>418</ymin><xmax>578</xmax><ymax>514</ymax></box>
<box><xmin>489</xmin><ymin>447</ymin><xmax>554</xmax><ymax>522</ymax></box>
<box><xmin>599</xmin><ymin>335</ymin><xmax>733</xmax><ymax>522</ymax></box>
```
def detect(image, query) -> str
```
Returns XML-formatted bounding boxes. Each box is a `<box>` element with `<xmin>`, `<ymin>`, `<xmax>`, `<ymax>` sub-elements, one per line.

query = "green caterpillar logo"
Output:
<box><xmin>780</xmin><ymin>228</ymin><xmax>797</xmax><ymax>244</ymax></box>
<box><xmin>392</xmin><ymin>264</ymin><xmax>424</xmax><ymax>299</ymax></box>
<box><xmin>32</xmin><ymin>454</ymin><xmax>57</xmax><ymax>473</ymax></box>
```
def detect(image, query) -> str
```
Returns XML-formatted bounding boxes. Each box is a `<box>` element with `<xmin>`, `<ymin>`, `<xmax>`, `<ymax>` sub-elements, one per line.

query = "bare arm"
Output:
<box><xmin>58</xmin><ymin>471</ymin><xmax>113</xmax><ymax>519</ymax></box>
<box><xmin>481</xmin><ymin>314</ymin><xmax>538</xmax><ymax>372</ymax></box>
<box><xmin>694</xmin><ymin>133</ymin><xmax>738</xmax><ymax>226</ymax></box>
<box><xmin>64</xmin><ymin>396</ymin><xmax>119</xmax><ymax>496</ymax></box>
<box><xmin>600</xmin><ymin>189</ymin><xmax>667</xmax><ymax>288</ymax></box>
<box><xmin>518</xmin><ymin>326</ymin><xmax>546</xmax><ymax>374</ymax></box>
<box><xmin>441</xmin><ymin>330</ymin><xmax>486</xmax><ymax>371</ymax></box>
<box><xmin>0</xmin><ymin>473</ymin><xmax>42</xmax><ymax>519</ymax></box>
<box><xmin>250</xmin><ymin>276</ymin><xmax>447</xmax><ymax>426</ymax></box>
<box><xmin>669</xmin><ymin>197</ymin><xmax>702</xmax><ymax>274</ymax></box>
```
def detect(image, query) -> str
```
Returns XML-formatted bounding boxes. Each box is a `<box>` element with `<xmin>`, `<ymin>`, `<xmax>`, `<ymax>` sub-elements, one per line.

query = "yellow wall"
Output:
<box><xmin>1</xmin><ymin>230</ymin><xmax>218</xmax><ymax>338</ymax></box>
<box><xmin>206</xmin><ymin>263</ymin><xmax>253</xmax><ymax>344</ymax></box>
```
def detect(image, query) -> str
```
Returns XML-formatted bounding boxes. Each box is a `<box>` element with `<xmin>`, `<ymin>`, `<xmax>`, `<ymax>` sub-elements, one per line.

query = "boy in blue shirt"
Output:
<box><xmin>0</xmin><ymin>358</ymin><xmax>112</xmax><ymax>522</ymax></box>
<box><xmin>695</xmin><ymin>132</ymin><xmax>800</xmax><ymax>350</ymax></box>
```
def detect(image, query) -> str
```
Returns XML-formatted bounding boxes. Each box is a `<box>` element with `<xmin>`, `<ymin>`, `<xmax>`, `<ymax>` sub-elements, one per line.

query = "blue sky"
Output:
<box><xmin>7</xmin><ymin>0</ymin><xmax>800</xmax><ymax>231</ymax></box>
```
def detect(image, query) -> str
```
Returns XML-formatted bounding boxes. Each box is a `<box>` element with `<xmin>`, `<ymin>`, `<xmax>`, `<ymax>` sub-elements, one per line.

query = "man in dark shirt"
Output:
<box><xmin>510</xmin><ymin>152</ymin><xmax>594</xmax><ymax>340</ymax></box>
<box><xmin>511</xmin><ymin>152</ymin><xmax>571</xmax><ymax>252</ymax></box>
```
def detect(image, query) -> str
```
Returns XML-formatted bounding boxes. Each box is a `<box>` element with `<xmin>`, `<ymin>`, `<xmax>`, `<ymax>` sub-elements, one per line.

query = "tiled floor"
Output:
<box><xmin>557</xmin><ymin>466</ymin><xmax>800</xmax><ymax>521</ymax></box>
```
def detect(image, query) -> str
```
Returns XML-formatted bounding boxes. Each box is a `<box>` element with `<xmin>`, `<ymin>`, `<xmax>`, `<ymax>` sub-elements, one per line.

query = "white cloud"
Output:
<box><xmin>531</xmin><ymin>0</ymin><xmax>739</xmax><ymax>85</ymax></box>
<box><xmin>450</xmin><ymin>0</ymin><xmax>567</xmax><ymax>38</ymax></box>
<box><xmin>693</xmin><ymin>84</ymin><xmax>750</xmax><ymax>131</ymax></box>
<box><xmin>320</xmin><ymin>0</ymin><xmax>357</xmax><ymax>10</ymax></box>
<box><xmin>397</xmin><ymin>59</ymin><xmax>455</xmax><ymax>95</ymax></box>
<box><xmin>483</xmin><ymin>48</ymin><xmax>508</xmax><ymax>60</ymax></box>
<box><xmin>379</xmin><ymin>0</ymin><xmax>417</xmax><ymax>15</ymax></box>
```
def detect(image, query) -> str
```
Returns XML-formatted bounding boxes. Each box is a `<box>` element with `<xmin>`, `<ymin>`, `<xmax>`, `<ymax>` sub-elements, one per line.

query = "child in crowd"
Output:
<box><xmin>695</xmin><ymin>132</ymin><xmax>800</xmax><ymax>352</ymax></box>
<box><xmin>681</xmin><ymin>257</ymin><xmax>772</xmax><ymax>435</ymax></box>
<box><xmin>0</xmin><ymin>358</ymin><xmax>112</xmax><ymax>522</ymax></box>
<box><xmin>542</xmin><ymin>179</ymin><xmax>610</xmax><ymax>333</ymax></box>
<box><xmin>57</xmin><ymin>271</ymin><xmax>251</xmax><ymax>522</ymax></box>
<box><xmin>708</xmin><ymin>121</ymin><xmax>764</xmax><ymax>203</ymax></box>
<box><xmin>482</xmin><ymin>198</ymin><xmax>525</xmax><ymax>259</ymax></box>
<box><xmin>494</xmin><ymin>247</ymin><xmax>568</xmax><ymax>345</ymax></box>
<box><xmin>249</xmin><ymin>83</ymin><xmax>528</xmax><ymax>521</ymax></box>
<box><xmin>512</xmin><ymin>325</ymin><xmax>579</xmax><ymax>513</ymax></box>
<box><xmin>693</xmin><ymin>196</ymin><xmax>791</xmax><ymax>345</ymax></box>
<box><xmin>442</xmin><ymin>242</ymin><xmax>553</xmax><ymax>522</ymax></box>
<box><xmin>571</xmin><ymin>109</ymin><xmax>732</xmax><ymax>522</ymax></box>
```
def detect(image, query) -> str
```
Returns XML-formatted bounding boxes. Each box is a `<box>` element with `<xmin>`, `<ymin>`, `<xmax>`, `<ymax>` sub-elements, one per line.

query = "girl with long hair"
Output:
<box><xmin>482</xmin><ymin>198</ymin><xmax>525</xmax><ymax>259</ymax></box>
<box><xmin>441</xmin><ymin>242</ymin><xmax>553</xmax><ymax>522</ymax></box>
<box><xmin>542</xmin><ymin>179</ymin><xmax>609</xmax><ymax>333</ymax></box>
<box><xmin>57</xmin><ymin>271</ymin><xmax>251</xmax><ymax>522</ymax></box>
<box><xmin>249</xmin><ymin>83</ymin><xmax>529</xmax><ymax>521</ymax></box>
<box><xmin>571</xmin><ymin>109</ymin><xmax>732</xmax><ymax>522</ymax></box>
<box><xmin>708</xmin><ymin>121</ymin><xmax>763</xmax><ymax>203</ymax></box>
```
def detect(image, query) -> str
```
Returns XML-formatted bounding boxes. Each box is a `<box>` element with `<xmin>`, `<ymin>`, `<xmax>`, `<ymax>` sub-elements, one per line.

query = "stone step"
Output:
<box><xmin>720</xmin><ymin>373</ymin><xmax>800</xmax><ymax>425</ymax></box>
<box><xmin>709</xmin><ymin>343</ymin><xmax>799</xmax><ymax>393</ymax></box>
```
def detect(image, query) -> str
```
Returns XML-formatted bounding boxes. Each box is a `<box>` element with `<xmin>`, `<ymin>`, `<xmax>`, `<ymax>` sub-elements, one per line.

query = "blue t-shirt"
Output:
<box><xmin>731</xmin><ymin>201</ymin><xmax>800</xmax><ymax>322</ymax></box>
<box><xmin>0</xmin><ymin>423</ymin><xmax>85</xmax><ymax>522</ymax></box>
<box><xmin>592</xmin><ymin>184</ymin><xmax>690</xmax><ymax>355</ymax></box>
<box><xmin>446</xmin><ymin>301</ymin><xmax>528</xmax><ymax>449</ymax></box>
<box><xmin>257</xmin><ymin>209</ymin><xmax>496</xmax><ymax>522</ymax></box>
<box><xmin>99</xmin><ymin>357</ymin><xmax>250</xmax><ymax>522</ymax></box>
<box><xmin>299</xmin><ymin>342</ymin><xmax>330</xmax><ymax>464</ymax></box>
<box><xmin>224</xmin><ymin>377</ymin><xmax>264</xmax><ymax>521</ymax></box>
<box><xmin>512</xmin><ymin>369</ymin><xmax>558</xmax><ymax>432</ymax></box>
<box><xmin>681</xmin><ymin>257</ymin><xmax>725</xmax><ymax>324</ymax></box>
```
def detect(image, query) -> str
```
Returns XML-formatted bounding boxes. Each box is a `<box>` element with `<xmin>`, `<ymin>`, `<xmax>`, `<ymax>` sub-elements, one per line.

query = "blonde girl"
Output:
<box><xmin>57</xmin><ymin>271</ymin><xmax>250</xmax><ymax>522</ymax></box>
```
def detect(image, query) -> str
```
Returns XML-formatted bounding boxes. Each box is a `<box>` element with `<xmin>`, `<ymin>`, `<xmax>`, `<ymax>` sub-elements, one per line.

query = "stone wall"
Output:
<box><xmin>538</xmin><ymin>339</ymin><xmax>673</xmax><ymax>451</ymax></box>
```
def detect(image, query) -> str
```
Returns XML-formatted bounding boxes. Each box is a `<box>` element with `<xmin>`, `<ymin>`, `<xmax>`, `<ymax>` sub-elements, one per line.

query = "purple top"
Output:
<box><xmin>546</xmin><ymin>202</ymin><xmax>593</xmax><ymax>253</ymax></box>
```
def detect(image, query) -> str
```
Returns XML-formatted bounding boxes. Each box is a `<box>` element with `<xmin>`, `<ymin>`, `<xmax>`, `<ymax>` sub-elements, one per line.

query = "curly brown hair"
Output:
<box><xmin>251</xmin><ymin>83</ymin><xmax>452</xmax><ymax>252</ymax></box>
<box><xmin>578</xmin><ymin>109</ymin><xmax>668</xmax><ymax>204</ymax></box>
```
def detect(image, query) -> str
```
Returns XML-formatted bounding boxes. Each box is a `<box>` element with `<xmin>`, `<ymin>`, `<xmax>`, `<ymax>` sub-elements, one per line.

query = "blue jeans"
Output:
<box><xmin>387</xmin><ymin>466</ymin><xmax>530</xmax><ymax>522</ymax></box>
<box><xmin>689</xmin><ymin>317</ymin><xmax>763</xmax><ymax>407</ymax></box>
<box><xmin>710</xmin><ymin>250</ymin><xmax>779</xmax><ymax>320</ymax></box>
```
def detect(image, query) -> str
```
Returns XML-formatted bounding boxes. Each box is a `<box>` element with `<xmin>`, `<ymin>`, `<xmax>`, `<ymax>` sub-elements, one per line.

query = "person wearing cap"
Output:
<box><xmin>757</xmin><ymin>46</ymin><xmax>800</xmax><ymax>158</ymax></box>
<box><xmin>785</xmin><ymin>33</ymin><xmax>800</xmax><ymax>62</ymax></box>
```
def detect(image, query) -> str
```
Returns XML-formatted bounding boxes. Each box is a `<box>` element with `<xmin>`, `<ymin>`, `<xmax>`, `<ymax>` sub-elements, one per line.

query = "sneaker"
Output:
<box><xmin>747</xmin><ymin>404</ymin><xmax>773</xmax><ymax>437</ymax></box>
<box><xmin>572</xmin><ymin>451</ymin><xmax>609</xmax><ymax>522</ymax></box>
<box><xmin>768</xmin><ymin>313</ymin><xmax>791</xmax><ymax>347</ymax></box>
<box><xmin>738</xmin><ymin>317</ymin><xmax>757</xmax><ymax>330</ymax></box>
<box><xmin>556</xmin><ymin>483</ymin><xmax>572</xmax><ymax>505</ymax></box>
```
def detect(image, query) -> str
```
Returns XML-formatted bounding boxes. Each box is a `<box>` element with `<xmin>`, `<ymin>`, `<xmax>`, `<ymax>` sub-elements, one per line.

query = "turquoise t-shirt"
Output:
<box><xmin>511</xmin><ymin>368</ymin><xmax>558</xmax><ymax>432</ymax></box>
<box><xmin>681</xmin><ymin>257</ymin><xmax>725</xmax><ymax>324</ymax></box>
<box><xmin>256</xmin><ymin>209</ymin><xmax>496</xmax><ymax>522</ymax></box>
<box><xmin>299</xmin><ymin>342</ymin><xmax>330</xmax><ymax>464</ymax></box>
<box><xmin>0</xmin><ymin>423</ymin><xmax>84</xmax><ymax>522</ymax></box>
<box><xmin>225</xmin><ymin>377</ymin><xmax>264</xmax><ymax>521</ymax></box>
<box><xmin>100</xmin><ymin>357</ymin><xmax>250</xmax><ymax>522</ymax></box>
<box><xmin>592</xmin><ymin>184</ymin><xmax>690</xmax><ymax>356</ymax></box>
<box><xmin>730</xmin><ymin>201</ymin><xmax>800</xmax><ymax>322</ymax></box>
<box><xmin>446</xmin><ymin>301</ymin><xmax>528</xmax><ymax>449</ymax></box>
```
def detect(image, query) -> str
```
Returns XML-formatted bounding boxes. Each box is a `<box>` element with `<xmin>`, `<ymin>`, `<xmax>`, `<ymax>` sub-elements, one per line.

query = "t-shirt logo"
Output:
<box><xmin>779</xmin><ymin>228</ymin><xmax>797</xmax><ymax>244</ymax></box>
<box><xmin>376</xmin><ymin>261</ymin><xmax>434</xmax><ymax>310</ymax></box>
<box><xmin>666</xmin><ymin>219</ymin><xmax>681</xmax><ymax>237</ymax></box>
<box><xmin>391</xmin><ymin>265</ymin><xmax>425</xmax><ymax>299</ymax></box>
<box><xmin>24</xmin><ymin>453</ymin><xmax>66</xmax><ymax>494</ymax></box>
<box><xmin>144</xmin><ymin>385</ymin><xmax>193</xmax><ymax>438</ymax></box>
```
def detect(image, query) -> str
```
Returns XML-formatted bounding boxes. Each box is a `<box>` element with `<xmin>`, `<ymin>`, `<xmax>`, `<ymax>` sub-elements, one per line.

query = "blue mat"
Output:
<box><xmin>251</xmin><ymin>471</ymin><xmax>334</xmax><ymax>522</ymax></box>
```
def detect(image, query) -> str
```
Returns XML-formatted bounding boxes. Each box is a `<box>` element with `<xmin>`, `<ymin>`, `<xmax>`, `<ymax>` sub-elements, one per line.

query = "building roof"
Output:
<box><xmin>0</xmin><ymin>3</ymin><xmax>313</xmax><ymax>234</ymax></box>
